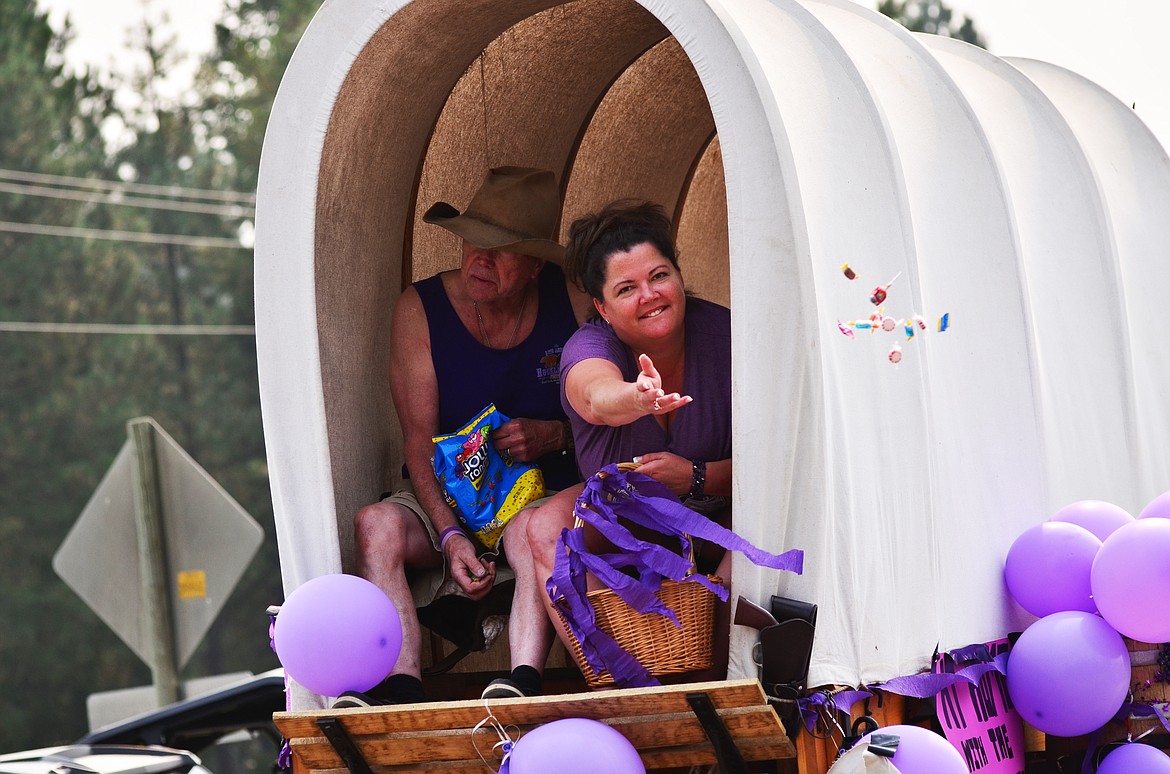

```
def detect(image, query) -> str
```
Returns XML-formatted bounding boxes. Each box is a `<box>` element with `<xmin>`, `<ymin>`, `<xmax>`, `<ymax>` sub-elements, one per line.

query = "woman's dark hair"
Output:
<box><xmin>563</xmin><ymin>199</ymin><xmax>680</xmax><ymax>304</ymax></box>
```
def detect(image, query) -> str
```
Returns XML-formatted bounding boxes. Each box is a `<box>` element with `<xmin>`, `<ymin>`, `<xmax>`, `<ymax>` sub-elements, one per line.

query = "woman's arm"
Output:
<box><xmin>564</xmin><ymin>353</ymin><xmax>690</xmax><ymax>427</ymax></box>
<box><xmin>632</xmin><ymin>453</ymin><xmax>731</xmax><ymax>498</ymax></box>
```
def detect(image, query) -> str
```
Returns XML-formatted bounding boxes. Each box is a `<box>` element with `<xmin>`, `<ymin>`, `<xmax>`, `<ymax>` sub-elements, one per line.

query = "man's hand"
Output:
<box><xmin>443</xmin><ymin>533</ymin><xmax>496</xmax><ymax>600</ymax></box>
<box><xmin>492</xmin><ymin>417</ymin><xmax>563</xmax><ymax>462</ymax></box>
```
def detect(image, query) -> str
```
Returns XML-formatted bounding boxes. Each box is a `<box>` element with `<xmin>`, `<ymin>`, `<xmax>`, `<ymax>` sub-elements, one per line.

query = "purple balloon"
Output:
<box><xmin>1049</xmin><ymin>500</ymin><xmax>1134</xmax><ymax>541</ymax></box>
<box><xmin>1004</xmin><ymin>521</ymin><xmax>1101</xmax><ymax>617</ymax></box>
<box><xmin>1006</xmin><ymin>611</ymin><xmax>1130</xmax><ymax>737</ymax></box>
<box><xmin>1138</xmin><ymin>490</ymin><xmax>1170</xmax><ymax>520</ymax></box>
<box><xmin>273</xmin><ymin>574</ymin><xmax>402</xmax><ymax>696</ymax></box>
<box><xmin>857</xmin><ymin>724</ymin><xmax>967</xmax><ymax>774</ymax></box>
<box><xmin>1092</xmin><ymin>518</ymin><xmax>1170</xmax><ymax>642</ymax></box>
<box><xmin>1098</xmin><ymin>742</ymin><xmax>1170</xmax><ymax>773</ymax></box>
<box><xmin>509</xmin><ymin>718</ymin><xmax>645</xmax><ymax>774</ymax></box>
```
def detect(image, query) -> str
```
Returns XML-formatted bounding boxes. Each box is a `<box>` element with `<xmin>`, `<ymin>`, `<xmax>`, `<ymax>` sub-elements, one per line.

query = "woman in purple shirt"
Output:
<box><xmin>528</xmin><ymin>200</ymin><xmax>733</xmax><ymax>659</ymax></box>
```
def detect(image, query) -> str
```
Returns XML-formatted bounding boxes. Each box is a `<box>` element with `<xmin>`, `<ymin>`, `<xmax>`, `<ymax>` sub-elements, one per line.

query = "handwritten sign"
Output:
<box><xmin>935</xmin><ymin>639</ymin><xmax>1025</xmax><ymax>774</ymax></box>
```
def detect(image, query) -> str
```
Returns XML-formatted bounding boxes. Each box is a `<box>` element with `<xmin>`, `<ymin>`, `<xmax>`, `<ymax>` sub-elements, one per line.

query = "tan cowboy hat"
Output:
<box><xmin>423</xmin><ymin>166</ymin><xmax>565</xmax><ymax>263</ymax></box>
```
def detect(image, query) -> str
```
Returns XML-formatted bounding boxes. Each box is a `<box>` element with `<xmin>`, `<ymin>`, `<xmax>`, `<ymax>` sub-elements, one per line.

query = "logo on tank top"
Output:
<box><xmin>536</xmin><ymin>345</ymin><xmax>563</xmax><ymax>384</ymax></box>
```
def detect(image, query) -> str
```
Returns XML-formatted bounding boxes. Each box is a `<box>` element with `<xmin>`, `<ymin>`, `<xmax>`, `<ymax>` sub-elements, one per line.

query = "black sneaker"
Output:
<box><xmin>331</xmin><ymin>691</ymin><xmax>389</xmax><ymax>709</ymax></box>
<box><xmin>480</xmin><ymin>678</ymin><xmax>529</xmax><ymax>700</ymax></box>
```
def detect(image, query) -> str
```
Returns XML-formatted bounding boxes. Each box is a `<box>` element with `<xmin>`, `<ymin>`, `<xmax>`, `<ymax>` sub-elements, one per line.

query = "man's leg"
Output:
<box><xmin>479</xmin><ymin>504</ymin><xmax>557</xmax><ymax>699</ymax></box>
<box><xmin>525</xmin><ymin>485</ymin><xmax>595</xmax><ymax>656</ymax></box>
<box><xmin>351</xmin><ymin>499</ymin><xmax>442</xmax><ymax>690</ymax></box>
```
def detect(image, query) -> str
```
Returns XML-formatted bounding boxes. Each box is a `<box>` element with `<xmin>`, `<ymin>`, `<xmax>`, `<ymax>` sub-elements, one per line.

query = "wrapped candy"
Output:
<box><xmin>841</xmin><ymin>263</ymin><xmax>858</xmax><ymax>280</ymax></box>
<box><xmin>869</xmin><ymin>272</ymin><xmax>902</xmax><ymax>306</ymax></box>
<box><xmin>888</xmin><ymin>345</ymin><xmax>903</xmax><ymax>364</ymax></box>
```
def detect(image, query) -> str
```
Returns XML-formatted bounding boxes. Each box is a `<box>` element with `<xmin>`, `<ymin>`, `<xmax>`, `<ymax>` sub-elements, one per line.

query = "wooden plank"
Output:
<box><xmin>289</xmin><ymin>705</ymin><xmax>791</xmax><ymax>769</ymax></box>
<box><xmin>274</xmin><ymin>679</ymin><xmax>766</xmax><ymax>740</ymax></box>
<box><xmin>278</xmin><ymin>679</ymin><xmax>795</xmax><ymax>772</ymax></box>
<box><xmin>275</xmin><ymin>679</ymin><xmax>766</xmax><ymax>737</ymax></box>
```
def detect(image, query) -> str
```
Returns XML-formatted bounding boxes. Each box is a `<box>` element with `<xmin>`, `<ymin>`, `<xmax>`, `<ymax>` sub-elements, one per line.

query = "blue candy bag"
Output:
<box><xmin>432</xmin><ymin>404</ymin><xmax>546</xmax><ymax>550</ymax></box>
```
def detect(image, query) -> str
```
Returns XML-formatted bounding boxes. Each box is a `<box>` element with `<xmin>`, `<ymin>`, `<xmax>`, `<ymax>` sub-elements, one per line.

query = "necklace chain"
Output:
<box><xmin>474</xmin><ymin>288</ymin><xmax>529</xmax><ymax>350</ymax></box>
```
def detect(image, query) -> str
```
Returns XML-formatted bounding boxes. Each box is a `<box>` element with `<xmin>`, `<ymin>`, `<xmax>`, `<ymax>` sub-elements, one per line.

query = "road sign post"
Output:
<box><xmin>54</xmin><ymin>417</ymin><xmax>264</xmax><ymax>714</ymax></box>
<box><xmin>128</xmin><ymin>418</ymin><xmax>182</xmax><ymax>707</ymax></box>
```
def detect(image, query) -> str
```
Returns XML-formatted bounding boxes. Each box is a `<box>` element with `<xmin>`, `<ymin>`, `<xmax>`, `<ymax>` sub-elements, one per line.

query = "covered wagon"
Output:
<box><xmin>255</xmin><ymin>0</ymin><xmax>1170</xmax><ymax>768</ymax></box>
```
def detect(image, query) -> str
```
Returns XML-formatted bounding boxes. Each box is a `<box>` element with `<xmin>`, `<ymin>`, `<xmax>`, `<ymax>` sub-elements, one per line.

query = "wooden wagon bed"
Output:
<box><xmin>273</xmin><ymin>678</ymin><xmax>795</xmax><ymax>773</ymax></box>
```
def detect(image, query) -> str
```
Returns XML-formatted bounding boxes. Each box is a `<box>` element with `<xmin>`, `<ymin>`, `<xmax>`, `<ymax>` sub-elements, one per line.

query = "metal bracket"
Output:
<box><xmin>686</xmin><ymin>692</ymin><xmax>748</xmax><ymax>774</ymax></box>
<box><xmin>317</xmin><ymin>717</ymin><xmax>373</xmax><ymax>774</ymax></box>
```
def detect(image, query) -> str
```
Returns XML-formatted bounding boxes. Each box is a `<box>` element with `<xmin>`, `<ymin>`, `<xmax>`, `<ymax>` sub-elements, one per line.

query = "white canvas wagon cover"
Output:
<box><xmin>254</xmin><ymin>0</ymin><xmax>1170</xmax><ymax>707</ymax></box>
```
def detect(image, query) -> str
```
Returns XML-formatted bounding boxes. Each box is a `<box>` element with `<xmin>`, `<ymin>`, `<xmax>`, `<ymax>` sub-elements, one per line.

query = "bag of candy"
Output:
<box><xmin>432</xmin><ymin>404</ymin><xmax>546</xmax><ymax>550</ymax></box>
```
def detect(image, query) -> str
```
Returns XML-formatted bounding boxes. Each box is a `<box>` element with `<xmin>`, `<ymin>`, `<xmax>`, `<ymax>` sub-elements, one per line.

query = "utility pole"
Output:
<box><xmin>128</xmin><ymin>417</ymin><xmax>182</xmax><ymax>707</ymax></box>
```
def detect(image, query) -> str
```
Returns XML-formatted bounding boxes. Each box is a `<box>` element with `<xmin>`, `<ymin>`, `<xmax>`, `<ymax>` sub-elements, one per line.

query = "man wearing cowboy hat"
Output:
<box><xmin>338</xmin><ymin>167</ymin><xmax>589</xmax><ymax>706</ymax></box>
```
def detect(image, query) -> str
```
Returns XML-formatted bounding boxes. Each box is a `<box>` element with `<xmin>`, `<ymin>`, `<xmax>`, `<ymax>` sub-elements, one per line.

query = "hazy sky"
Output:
<box><xmin>34</xmin><ymin>0</ymin><xmax>1170</xmax><ymax>153</ymax></box>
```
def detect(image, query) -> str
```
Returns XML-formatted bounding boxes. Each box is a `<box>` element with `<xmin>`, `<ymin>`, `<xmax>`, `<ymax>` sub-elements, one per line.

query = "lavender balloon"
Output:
<box><xmin>858</xmin><ymin>724</ymin><xmax>967</xmax><ymax>774</ymax></box>
<box><xmin>1006</xmin><ymin>611</ymin><xmax>1130</xmax><ymax>737</ymax></box>
<box><xmin>509</xmin><ymin>718</ymin><xmax>645</xmax><ymax>774</ymax></box>
<box><xmin>1098</xmin><ymin>742</ymin><xmax>1170</xmax><ymax>773</ymax></box>
<box><xmin>273</xmin><ymin>574</ymin><xmax>402</xmax><ymax>696</ymax></box>
<box><xmin>1004</xmin><ymin>521</ymin><xmax>1101</xmax><ymax>617</ymax></box>
<box><xmin>1092</xmin><ymin>518</ymin><xmax>1170</xmax><ymax>642</ymax></box>
<box><xmin>1049</xmin><ymin>500</ymin><xmax>1134</xmax><ymax>541</ymax></box>
<box><xmin>1138</xmin><ymin>490</ymin><xmax>1170</xmax><ymax>520</ymax></box>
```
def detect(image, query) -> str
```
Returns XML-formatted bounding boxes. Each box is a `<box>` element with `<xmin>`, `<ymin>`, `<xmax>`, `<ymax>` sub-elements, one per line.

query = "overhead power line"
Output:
<box><xmin>0</xmin><ymin>180</ymin><xmax>254</xmax><ymax>218</ymax></box>
<box><xmin>0</xmin><ymin>220</ymin><xmax>248</xmax><ymax>250</ymax></box>
<box><xmin>0</xmin><ymin>168</ymin><xmax>255</xmax><ymax>204</ymax></box>
<box><xmin>0</xmin><ymin>321</ymin><xmax>256</xmax><ymax>336</ymax></box>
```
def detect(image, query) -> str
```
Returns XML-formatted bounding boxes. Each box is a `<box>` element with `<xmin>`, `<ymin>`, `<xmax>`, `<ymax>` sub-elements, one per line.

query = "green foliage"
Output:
<box><xmin>0</xmin><ymin>0</ymin><xmax>317</xmax><ymax>752</ymax></box>
<box><xmin>878</xmin><ymin>0</ymin><xmax>986</xmax><ymax>48</ymax></box>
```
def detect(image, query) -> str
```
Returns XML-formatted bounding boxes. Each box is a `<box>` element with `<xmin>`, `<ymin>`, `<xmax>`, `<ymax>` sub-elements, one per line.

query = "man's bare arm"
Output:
<box><xmin>388</xmin><ymin>286</ymin><xmax>493</xmax><ymax>597</ymax></box>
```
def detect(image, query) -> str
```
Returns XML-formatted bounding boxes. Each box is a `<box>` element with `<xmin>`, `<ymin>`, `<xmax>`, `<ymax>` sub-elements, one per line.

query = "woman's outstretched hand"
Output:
<box><xmin>636</xmin><ymin>353</ymin><xmax>692</xmax><ymax>416</ymax></box>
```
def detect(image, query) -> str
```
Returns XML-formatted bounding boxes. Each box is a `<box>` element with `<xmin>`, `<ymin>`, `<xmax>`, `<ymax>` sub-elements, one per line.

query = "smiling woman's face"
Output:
<box><xmin>593</xmin><ymin>241</ymin><xmax>686</xmax><ymax>347</ymax></box>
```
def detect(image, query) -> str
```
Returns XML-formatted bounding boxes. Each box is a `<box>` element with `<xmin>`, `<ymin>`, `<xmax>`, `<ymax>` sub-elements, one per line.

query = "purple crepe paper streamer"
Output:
<box><xmin>874</xmin><ymin>651</ymin><xmax>1008</xmax><ymax>698</ymax></box>
<box><xmin>267</xmin><ymin>608</ymin><xmax>294</xmax><ymax>772</ymax></box>
<box><xmin>795</xmin><ymin>650</ymin><xmax>1012</xmax><ymax>738</ymax></box>
<box><xmin>549</xmin><ymin>527</ymin><xmax>658</xmax><ymax>687</ymax></box>
<box><xmin>549</xmin><ymin>464</ymin><xmax>804</xmax><ymax>688</ymax></box>
<box><xmin>797</xmin><ymin>690</ymin><xmax>875</xmax><ymax>733</ymax></box>
<box><xmin>581</xmin><ymin>466</ymin><xmax>805</xmax><ymax>578</ymax></box>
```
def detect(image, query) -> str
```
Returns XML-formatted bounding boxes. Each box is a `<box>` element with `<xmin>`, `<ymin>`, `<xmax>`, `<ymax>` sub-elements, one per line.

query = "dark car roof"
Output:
<box><xmin>77</xmin><ymin>671</ymin><xmax>286</xmax><ymax>755</ymax></box>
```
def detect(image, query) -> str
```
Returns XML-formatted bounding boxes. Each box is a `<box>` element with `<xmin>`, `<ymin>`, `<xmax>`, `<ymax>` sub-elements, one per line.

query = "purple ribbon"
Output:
<box><xmin>797</xmin><ymin>648</ymin><xmax>1013</xmax><ymax>732</ymax></box>
<box><xmin>268</xmin><ymin>607</ymin><xmax>293</xmax><ymax>771</ymax></box>
<box><xmin>548</xmin><ymin>464</ymin><xmax>804</xmax><ymax>687</ymax></box>
<box><xmin>873</xmin><ymin>654</ymin><xmax>1009</xmax><ymax>699</ymax></box>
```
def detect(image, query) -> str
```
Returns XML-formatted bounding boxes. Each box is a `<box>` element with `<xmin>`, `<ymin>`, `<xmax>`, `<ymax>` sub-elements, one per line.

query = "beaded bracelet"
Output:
<box><xmin>689</xmin><ymin>459</ymin><xmax>707</xmax><ymax>500</ymax></box>
<box><xmin>439</xmin><ymin>526</ymin><xmax>465</xmax><ymax>550</ymax></box>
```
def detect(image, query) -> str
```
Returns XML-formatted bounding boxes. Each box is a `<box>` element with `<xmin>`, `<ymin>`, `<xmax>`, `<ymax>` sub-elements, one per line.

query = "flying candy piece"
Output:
<box><xmin>937</xmin><ymin>312</ymin><xmax>950</xmax><ymax>332</ymax></box>
<box><xmin>904</xmin><ymin>321</ymin><xmax>915</xmax><ymax>340</ymax></box>
<box><xmin>841</xmin><ymin>263</ymin><xmax>858</xmax><ymax>280</ymax></box>
<box><xmin>869</xmin><ymin>271</ymin><xmax>902</xmax><ymax>306</ymax></box>
<box><xmin>913</xmin><ymin>314</ymin><xmax>926</xmax><ymax>330</ymax></box>
<box><xmin>837</xmin><ymin>320</ymin><xmax>855</xmax><ymax>339</ymax></box>
<box><xmin>889</xmin><ymin>344</ymin><xmax>903</xmax><ymax>364</ymax></box>
<box><xmin>880</xmin><ymin>316</ymin><xmax>897</xmax><ymax>332</ymax></box>
<box><xmin>852</xmin><ymin>320</ymin><xmax>873</xmax><ymax>330</ymax></box>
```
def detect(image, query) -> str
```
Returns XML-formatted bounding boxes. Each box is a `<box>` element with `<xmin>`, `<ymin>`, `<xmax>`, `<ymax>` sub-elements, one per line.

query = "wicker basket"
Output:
<box><xmin>553</xmin><ymin>463</ymin><xmax>723</xmax><ymax>687</ymax></box>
